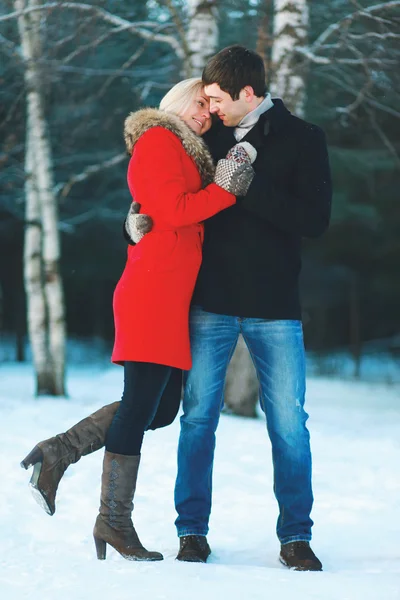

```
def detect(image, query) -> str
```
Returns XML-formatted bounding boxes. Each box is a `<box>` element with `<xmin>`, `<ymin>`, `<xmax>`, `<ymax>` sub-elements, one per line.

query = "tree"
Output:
<box><xmin>186</xmin><ymin>0</ymin><xmax>218</xmax><ymax>76</ymax></box>
<box><xmin>3</xmin><ymin>0</ymin><xmax>184</xmax><ymax>394</ymax></box>
<box><xmin>299</xmin><ymin>1</ymin><xmax>400</xmax><ymax>161</ymax></box>
<box><xmin>270</xmin><ymin>0</ymin><xmax>309</xmax><ymax>117</ymax></box>
<box><xmin>1</xmin><ymin>0</ymin><xmax>399</xmax><ymax>401</ymax></box>
<box><xmin>16</xmin><ymin>0</ymin><xmax>66</xmax><ymax>395</ymax></box>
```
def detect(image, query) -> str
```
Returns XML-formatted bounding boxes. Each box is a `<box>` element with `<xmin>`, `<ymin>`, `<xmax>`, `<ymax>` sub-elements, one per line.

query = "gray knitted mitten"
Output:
<box><xmin>214</xmin><ymin>141</ymin><xmax>257</xmax><ymax>196</ymax></box>
<box><xmin>125</xmin><ymin>201</ymin><xmax>153</xmax><ymax>243</ymax></box>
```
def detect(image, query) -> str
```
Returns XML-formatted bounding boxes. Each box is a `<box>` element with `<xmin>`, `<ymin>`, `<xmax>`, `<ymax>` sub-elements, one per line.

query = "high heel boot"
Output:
<box><xmin>20</xmin><ymin>402</ymin><xmax>120</xmax><ymax>515</ymax></box>
<box><xmin>93</xmin><ymin>451</ymin><xmax>163</xmax><ymax>561</ymax></box>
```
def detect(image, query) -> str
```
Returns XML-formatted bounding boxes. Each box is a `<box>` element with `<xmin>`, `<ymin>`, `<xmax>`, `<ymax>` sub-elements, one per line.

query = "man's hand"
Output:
<box><xmin>214</xmin><ymin>142</ymin><xmax>257</xmax><ymax>196</ymax></box>
<box><xmin>125</xmin><ymin>201</ymin><xmax>153</xmax><ymax>243</ymax></box>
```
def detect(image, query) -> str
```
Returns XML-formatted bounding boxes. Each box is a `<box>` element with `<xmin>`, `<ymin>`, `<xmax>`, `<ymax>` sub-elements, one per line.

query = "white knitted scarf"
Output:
<box><xmin>234</xmin><ymin>93</ymin><xmax>274</xmax><ymax>141</ymax></box>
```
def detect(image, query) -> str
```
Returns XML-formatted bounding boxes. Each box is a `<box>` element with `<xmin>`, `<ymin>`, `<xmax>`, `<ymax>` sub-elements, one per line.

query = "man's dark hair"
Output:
<box><xmin>202</xmin><ymin>45</ymin><xmax>266</xmax><ymax>101</ymax></box>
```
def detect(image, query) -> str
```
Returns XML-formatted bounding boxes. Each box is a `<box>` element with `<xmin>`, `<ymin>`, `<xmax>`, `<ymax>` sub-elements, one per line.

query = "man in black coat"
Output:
<box><xmin>173</xmin><ymin>46</ymin><xmax>331</xmax><ymax>571</ymax></box>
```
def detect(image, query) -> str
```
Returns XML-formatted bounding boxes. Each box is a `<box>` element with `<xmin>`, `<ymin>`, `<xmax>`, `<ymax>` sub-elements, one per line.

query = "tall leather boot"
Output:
<box><xmin>93</xmin><ymin>451</ymin><xmax>163</xmax><ymax>561</ymax></box>
<box><xmin>21</xmin><ymin>402</ymin><xmax>120</xmax><ymax>516</ymax></box>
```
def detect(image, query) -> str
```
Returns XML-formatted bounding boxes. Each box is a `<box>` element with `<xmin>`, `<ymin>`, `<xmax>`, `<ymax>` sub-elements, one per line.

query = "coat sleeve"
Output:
<box><xmin>129</xmin><ymin>127</ymin><xmax>235</xmax><ymax>228</ymax></box>
<box><xmin>238</xmin><ymin>125</ymin><xmax>332</xmax><ymax>238</ymax></box>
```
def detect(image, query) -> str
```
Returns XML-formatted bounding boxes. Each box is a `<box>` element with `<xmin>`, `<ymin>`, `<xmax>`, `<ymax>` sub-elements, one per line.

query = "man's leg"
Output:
<box><xmin>241</xmin><ymin>319</ymin><xmax>314</xmax><ymax>544</ymax></box>
<box><xmin>175</xmin><ymin>307</ymin><xmax>239</xmax><ymax>544</ymax></box>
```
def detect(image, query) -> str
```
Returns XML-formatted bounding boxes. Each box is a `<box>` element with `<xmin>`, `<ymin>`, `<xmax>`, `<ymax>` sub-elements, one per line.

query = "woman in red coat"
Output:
<box><xmin>95</xmin><ymin>78</ymin><xmax>243</xmax><ymax>562</ymax></box>
<box><xmin>21</xmin><ymin>78</ymin><xmax>256</xmax><ymax>562</ymax></box>
<box><xmin>112</xmin><ymin>104</ymin><xmax>233</xmax><ymax>370</ymax></box>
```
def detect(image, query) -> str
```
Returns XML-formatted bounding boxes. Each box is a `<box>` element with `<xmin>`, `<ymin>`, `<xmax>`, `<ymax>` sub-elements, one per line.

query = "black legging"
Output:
<box><xmin>105</xmin><ymin>361</ymin><xmax>181</xmax><ymax>456</ymax></box>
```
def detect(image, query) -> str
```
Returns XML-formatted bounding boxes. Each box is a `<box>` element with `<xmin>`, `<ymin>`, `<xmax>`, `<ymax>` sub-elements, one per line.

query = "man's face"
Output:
<box><xmin>203</xmin><ymin>83</ymin><xmax>250</xmax><ymax>127</ymax></box>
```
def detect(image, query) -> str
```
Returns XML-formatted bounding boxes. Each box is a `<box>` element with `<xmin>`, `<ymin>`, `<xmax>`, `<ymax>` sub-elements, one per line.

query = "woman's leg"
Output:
<box><xmin>105</xmin><ymin>361</ymin><xmax>174</xmax><ymax>454</ymax></box>
<box><xmin>21</xmin><ymin>402</ymin><xmax>120</xmax><ymax>516</ymax></box>
<box><xmin>94</xmin><ymin>361</ymin><xmax>172</xmax><ymax>561</ymax></box>
<box><xmin>21</xmin><ymin>366</ymin><xmax>182</xmax><ymax>517</ymax></box>
<box><xmin>147</xmin><ymin>367</ymin><xmax>182</xmax><ymax>430</ymax></box>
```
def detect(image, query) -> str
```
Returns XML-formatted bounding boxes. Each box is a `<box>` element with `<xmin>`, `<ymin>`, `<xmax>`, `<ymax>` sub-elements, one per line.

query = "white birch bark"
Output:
<box><xmin>270</xmin><ymin>0</ymin><xmax>309</xmax><ymax>117</ymax></box>
<box><xmin>186</xmin><ymin>0</ymin><xmax>218</xmax><ymax>77</ymax></box>
<box><xmin>23</xmin><ymin>128</ymin><xmax>54</xmax><ymax>393</ymax></box>
<box><xmin>16</xmin><ymin>0</ymin><xmax>66</xmax><ymax>395</ymax></box>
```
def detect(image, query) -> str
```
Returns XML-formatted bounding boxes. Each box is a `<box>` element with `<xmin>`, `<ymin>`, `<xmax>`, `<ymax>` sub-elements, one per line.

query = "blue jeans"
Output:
<box><xmin>174</xmin><ymin>306</ymin><xmax>313</xmax><ymax>545</ymax></box>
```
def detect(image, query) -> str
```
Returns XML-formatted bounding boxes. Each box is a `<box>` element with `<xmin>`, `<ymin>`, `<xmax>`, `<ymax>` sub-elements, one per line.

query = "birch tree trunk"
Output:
<box><xmin>186</xmin><ymin>0</ymin><xmax>218</xmax><ymax>77</ymax></box>
<box><xmin>24</xmin><ymin>128</ymin><xmax>54</xmax><ymax>393</ymax></box>
<box><xmin>270</xmin><ymin>0</ymin><xmax>309</xmax><ymax>117</ymax></box>
<box><xmin>16</xmin><ymin>0</ymin><xmax>67</xmax><ymax>395</ymax></box>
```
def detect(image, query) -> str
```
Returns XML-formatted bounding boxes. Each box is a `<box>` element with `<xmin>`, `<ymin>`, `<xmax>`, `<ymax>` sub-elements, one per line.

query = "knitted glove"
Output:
<box><xmin>214</xmin><ymin>142</ymin><xmax>257</xmax><ymax>196</ymax></box>
<box><xmin>125</xmin><ymin>201</ymin><xmax>153</xmax><ymax>243</ymax></box>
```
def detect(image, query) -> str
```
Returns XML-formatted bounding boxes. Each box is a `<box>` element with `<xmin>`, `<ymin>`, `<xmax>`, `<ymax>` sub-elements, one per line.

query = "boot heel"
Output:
<box><xmin>21</xmin><ymin>446</ymin><xmax>43</xmax><ymax>470</ymax></box>
<box><xmin>94</xmin><ymin>536</ymin><xmax>107</xmax><ymax>560</ymax></box>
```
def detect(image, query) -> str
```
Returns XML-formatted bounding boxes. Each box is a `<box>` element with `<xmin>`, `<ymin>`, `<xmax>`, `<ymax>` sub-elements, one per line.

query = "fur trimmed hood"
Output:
<box><xmin>124</xmin><ymin>108</ymin><xmax>215</xmax><ymax>187</ymax></box>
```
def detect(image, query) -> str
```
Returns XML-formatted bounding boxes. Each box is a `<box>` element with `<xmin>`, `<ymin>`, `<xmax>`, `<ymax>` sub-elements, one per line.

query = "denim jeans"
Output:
<box><xmin>174</xmin><ymin>306</ymin><xmax>313</xmax><ymax>544</ymax></box>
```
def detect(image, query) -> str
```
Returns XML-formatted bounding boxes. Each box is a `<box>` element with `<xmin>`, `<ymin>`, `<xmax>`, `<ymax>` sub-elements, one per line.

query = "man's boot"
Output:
<box><xmin>279</xmin><ymin>541</ymin><xmax>323</xmax><ymax>571</ymax></box>
<box><xmin>93</xmin><ymin>451</ymin><xmax>163</xmax><ymax>561</ymax></box>
<box><xmin>176</xmin><ymin>535</ymin><xmax>211</xmax><ymax>563</ymax></box>
<box><xmin>20</xmin><ymin>402</ymin><xmax>120</xmax><ymax>516</ymax></box>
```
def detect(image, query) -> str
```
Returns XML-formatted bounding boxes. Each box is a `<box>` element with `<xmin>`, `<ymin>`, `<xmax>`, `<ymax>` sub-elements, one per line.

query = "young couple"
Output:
<box><xmin>21</xmin><ymin>45</ymin><xmax>332</xmax><ymax>571</ymax></box>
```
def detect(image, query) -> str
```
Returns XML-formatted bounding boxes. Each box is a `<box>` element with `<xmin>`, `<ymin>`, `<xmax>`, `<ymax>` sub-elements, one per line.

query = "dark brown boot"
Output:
<box><xmin>20</xmin><ymin>402</ymin><xmax>120</xmax><ymax>516</ymax></box>
<box><xmin>279</xmin><ymin>541</ymin><xmax>322</xmax><ymax>571</ymax></box>
<box><xmin>176</xmin><ymin>535</ymin><xmax>211</xmax><ymax>563</ymax></box>
<box><xmin>93</xmin><ymin>451</ymin><xmax>163</xmax><ymax>561</ymax></box>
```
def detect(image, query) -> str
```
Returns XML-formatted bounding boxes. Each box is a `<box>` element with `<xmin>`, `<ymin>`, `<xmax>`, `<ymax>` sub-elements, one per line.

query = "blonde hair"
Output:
<box><xmin>159</xmin><ymin>78</ymin><xmax>204</xmax><ymax>117</ymax></box>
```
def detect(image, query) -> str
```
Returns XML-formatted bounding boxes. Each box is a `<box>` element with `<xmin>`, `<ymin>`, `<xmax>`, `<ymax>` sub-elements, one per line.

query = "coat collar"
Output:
<box><xmin>263</xmin><ymin>98</ymin><xmax>292</xmax><ymax>133</ymax></box>
<box><xmin>238</xmin><ymin>98</ymin><xmax>292</xmax><ymax>147</ymax></box>
<box><xmin>124</xmin><ymin>108</ymin><xmax>215</xmax><ymax>186</ymax></box>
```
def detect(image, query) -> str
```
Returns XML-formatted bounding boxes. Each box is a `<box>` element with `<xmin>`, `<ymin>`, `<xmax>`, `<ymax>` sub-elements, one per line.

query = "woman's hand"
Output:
<box><xmin>125</xmin><ymin>201</ymin><xmax>153</xmax><ymax>243</ymax></box>
<box><xmin>214</xmin><ymin>142</ymin><xmax>257</xmax><ymax>196</ymax></box>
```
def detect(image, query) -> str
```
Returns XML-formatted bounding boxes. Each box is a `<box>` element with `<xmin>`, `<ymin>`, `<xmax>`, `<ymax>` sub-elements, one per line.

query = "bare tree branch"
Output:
<box><xmin>310</xmin><ymin>1</ymin><xmax>400</xmax><ymax>54</ymax></box>
<box><xmin>0</xmin><ymin>2</ymin><xmax>184</xmax><ymax>59</ymax></box>
<box><xmin>34</xmin><ymin>62</ymin><xmax>175</xmax><ymax>77</ymax></box>
<box><xmin>62</xmin><ymin>24</ymin><xmax>132</xmax><ymax>64</ymax></box>
<box><xmin>347</xmin><ymin>31</ymin><xmax>400</xmax><ymax>40</ymax></box>
<box><xmin>314</xmin><ymin>68</ymin><xmax>400</xmax><ymax>119</ymax></box>
<box><xmin>136</xmin><ymin>80</ymin><xmax>173</xmax><ymax>102</ymax></box>
<box><xmin>365</xmin><ymin>105</ymin><xmax>400</xmax><ymax>168</ymax></box>
<box><xmin>54</xmin><ymin>152</ymin><xmax>127</xmax><ymax>200</ymax></box>
<box><xmin>60</xmin><ymin>206</ymin><xmax>125</xmax><ymax>232</ymax></box>
<box><xmin>295</xmin><ymin>49</ymin><xmax>398</xmax><ymax>65</ymax></box>
<box><xmin>94</xmin><ymin>43</ymin><xmax>149</xmax><ymax>101</ymax></box>
<box><xmin>0</xmin><ymin>89</ymin><xmax>25</xmax><ymax>131</ymax></box>
<box><xmin>335</xmin><ymin>40</ymin><xmax>373</xmax><ymax>116</ymax></box>
<box><xmin>0</xmin><ymin>32</ymin><xmax>22</xmax><ymax>57</ymax></box>
<box><xmin>52</xmin><ymin>15</ymin><xmax>94</xmax><ymax>49</ymax></box>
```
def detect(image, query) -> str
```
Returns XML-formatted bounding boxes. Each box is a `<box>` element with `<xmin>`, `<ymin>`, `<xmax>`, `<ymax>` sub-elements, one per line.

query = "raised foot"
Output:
<box><xmin>29</xmin><ymin>483</ymin><xmax>54</xmax><ymax>516</ymax></box>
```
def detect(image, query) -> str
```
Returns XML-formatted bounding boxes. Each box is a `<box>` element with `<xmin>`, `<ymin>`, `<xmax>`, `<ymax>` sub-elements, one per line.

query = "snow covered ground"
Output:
<box><xmin>0</xmin><ymin>361</ymin><xmax>399</xmax><ymax>600</ymax></box>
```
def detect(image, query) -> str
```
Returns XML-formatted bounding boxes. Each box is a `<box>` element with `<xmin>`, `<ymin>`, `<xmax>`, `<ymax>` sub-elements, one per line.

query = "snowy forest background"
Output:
<box><xmin>0</xmin><ymin>3</ymin><xmax>399</xmax><ymax>597</ymax></box>
<box><xmin>0</xmin><ymin>0</ymin><xmax>399</xmax><ymax>405</ymax></box>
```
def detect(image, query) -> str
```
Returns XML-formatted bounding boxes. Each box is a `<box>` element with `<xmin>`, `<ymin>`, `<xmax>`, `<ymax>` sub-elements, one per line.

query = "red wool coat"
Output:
<box><xmin>111</xmin><ymin>109</ymin><xmax>235</xmax><ymax>370</ymax></box>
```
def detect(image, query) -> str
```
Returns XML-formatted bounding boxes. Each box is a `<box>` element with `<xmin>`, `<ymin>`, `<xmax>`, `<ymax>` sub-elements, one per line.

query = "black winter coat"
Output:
<box><xmin>193</xmin><ymin>98</ymin><xmax>332</xmax><ymax>320</ymax></box>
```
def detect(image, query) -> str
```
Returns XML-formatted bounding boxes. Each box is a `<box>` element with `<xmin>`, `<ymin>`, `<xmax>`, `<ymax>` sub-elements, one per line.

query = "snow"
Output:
<box><xmin>1</xmin><ymin>360</ymin><xmax>399</xmax><ymax>600</ymax></box>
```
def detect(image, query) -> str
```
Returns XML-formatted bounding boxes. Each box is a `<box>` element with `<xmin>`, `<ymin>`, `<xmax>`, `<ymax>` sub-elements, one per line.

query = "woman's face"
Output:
<box><xmin>181</xmin><ymin>91</ymin><xmax>212</xmax><ymax>136</ymax></box>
